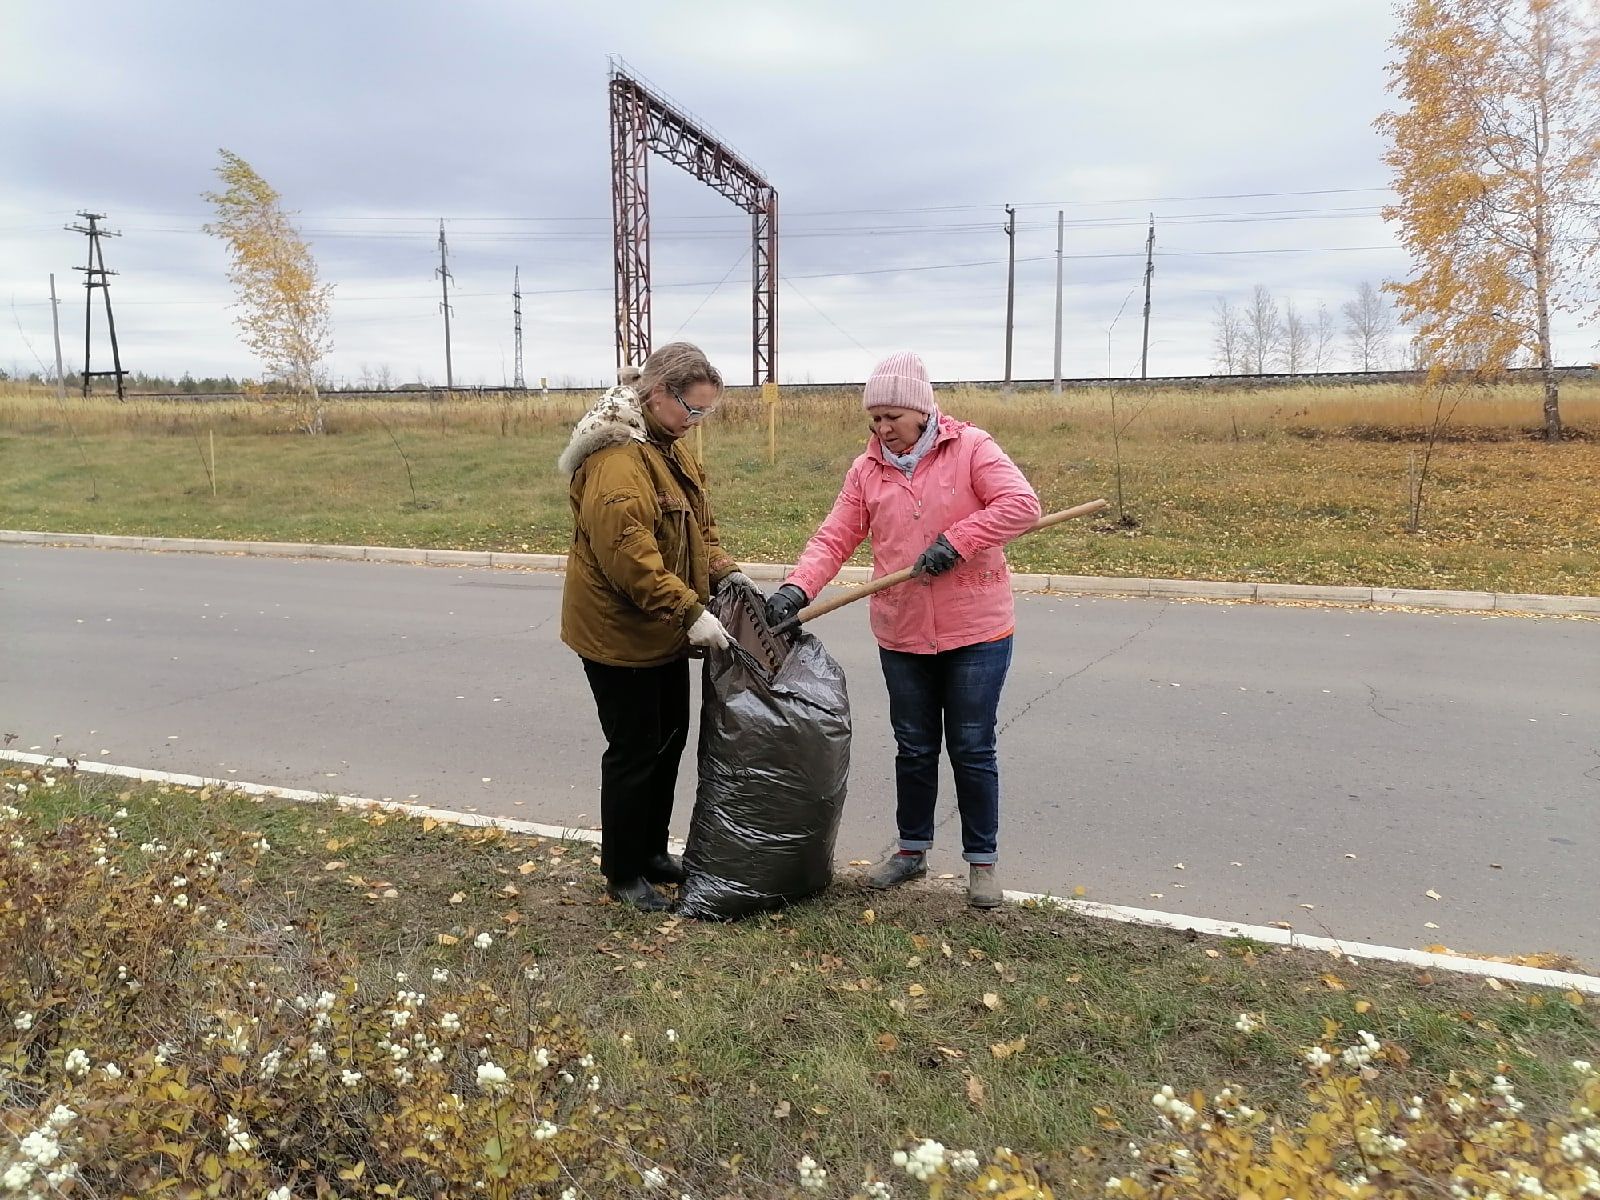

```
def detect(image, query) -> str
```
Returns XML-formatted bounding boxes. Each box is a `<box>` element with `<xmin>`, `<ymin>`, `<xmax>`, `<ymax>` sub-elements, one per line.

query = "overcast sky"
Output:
<box><xmin>1</xmin><ymin>0</ymin><xmax>1593</xmax><ymax>388</ymax></box>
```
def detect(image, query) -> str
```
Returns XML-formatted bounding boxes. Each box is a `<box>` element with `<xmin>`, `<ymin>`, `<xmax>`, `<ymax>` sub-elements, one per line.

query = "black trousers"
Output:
<box><xmin>580</xmin><ymin>656</ymin><xmax>690</xmax><ymax>883</ymax></box>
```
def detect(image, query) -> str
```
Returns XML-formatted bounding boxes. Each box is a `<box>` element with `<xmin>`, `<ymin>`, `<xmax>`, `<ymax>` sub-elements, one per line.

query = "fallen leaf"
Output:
<box><xmin>500</xmin><ymin>884</ymin><xmax>519</xmax><ymax>898</ymax></box>
<box><xmin>907</xmin><ymin>983</ymin><xmax>926</xmax><ymax>998</ymax></box>
<box><xmin>325</xmin><ymin>838</ymin><xmax>346</xmax><ymax>852</ymax></box>
<box><xmin>1203</xmin><ymin>949</ymin><xmax>1221</xmax><ymax>959</ymax></box>
<box><xmin>1345</xmin><ymin>853</ymin><xmax>1357</xmax><ymax>860</ymax></box>
<box><xmin>422</xmin><ymin>817</ymin><xmax>440</xmax><ymax>832</ymax></box>
<box><xmin>1425</xmin><ymin>889</ymin><xmax>1442</xmax><ymax>900</ymax></box>
<box><xmin>772</xmin><ymin>1100</ymin><xmax>791</xmax><ymax>1119</ymax></box>
<box><xmin>517</xmin><ymin>861</ymin><xmax>538</xmax><ymax>875</ymax></box>
<box><xmin>449</xmin><ymin>892</ymin><xmax>466</xmax><ymax>905</ymax></box>
<box><xmin>1073</xmin><ymin>885</ymin><xmax>1087</xmax><ymax>897</ymax></box>
<box><xmin>888</xmin><ymin>999</ymin><xmax>907</xmax><ymax>1016</ymax></box>
<box><xmin>982</xmin><ymin>992</ymin><xmax>1002</xmax><ymax>1011</ymax></box>
<box><xmin>322</xmin><ymin>860</ymin><xmax>346</xmax><ymax>871</ymax></box>
<box><xmin>1354</xmin><ymin>1000</ymin><xmax>1373</xmax><ymax>1014</ymax></box>
<box><xmin>1486</xmin><ymin>977</ymin><xmax>1507</xmax><ymax>991</ymax></box>
<box><xmin>1173</xmin><ymin>863</ymin><xmax>1185</xmax><ymax>870</ymax></box>
<box><xmin>860</xmin><ymin>909</ymin><xmax>876</xmax><ymax>926</ymax></box>
<box><xmin>989</xmin><ymin>1035</ymin><xmax>1026</xmax><ymax>1060</ymax></box>
<box><xmin>848</xmin><ymin>859</ymin><xmax>872</xmax><ymax>867</ymax></box>
<box><xmin>876</xmin><ymin>1033</ymin><xmax>899</xmax><ymax>1053</ymax></box>
<box><xmin>1424</xmin><ymin>921</ymin><xmax>1440</xmax><ymax>929</ymax></box>
<box><xmin>436</xmin><ymin>933</ymin><xmax>459</xmax><ymax>945</ymax></box>
<box><xmin>1320</xmin><ymin>973</ymin><xmax>1347</xmax><ymax>991</ymax></box>
<box><xmin>1267</xmin><ymin>921</ymin><xmax>1293</xmax><ymax>930</ymax></box>
<box><xmin>965</xmin><ymin>1073</ymin><xmax>986</xmax><ymax>1107</ymax></box>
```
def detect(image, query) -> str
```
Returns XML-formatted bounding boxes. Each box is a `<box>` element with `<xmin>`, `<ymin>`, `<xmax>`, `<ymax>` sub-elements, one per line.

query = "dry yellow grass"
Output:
<box><xmin>3</xmin><ymin>380</ymin><xmax>1597</xmax><ymax>595</ymax></box>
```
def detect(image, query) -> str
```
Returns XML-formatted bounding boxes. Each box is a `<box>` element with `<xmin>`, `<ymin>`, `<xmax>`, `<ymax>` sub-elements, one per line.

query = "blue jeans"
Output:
<box><xmin>878</xmin><ymin>637</ymin><xmax>1013</xmax><ymax>864</ymax></box>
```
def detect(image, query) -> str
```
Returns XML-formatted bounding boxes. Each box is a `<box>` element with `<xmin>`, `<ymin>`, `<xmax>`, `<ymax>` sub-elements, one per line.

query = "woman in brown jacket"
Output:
<box><xmin>558</xmin><ymin>342</ymin><xmax>750</xmax><ymax>911</ymax></box>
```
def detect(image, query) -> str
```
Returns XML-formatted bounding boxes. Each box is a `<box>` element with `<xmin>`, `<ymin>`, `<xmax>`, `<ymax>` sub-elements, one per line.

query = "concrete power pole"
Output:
<box><xmin>1052</xmin><ymin>210</ymin><xmax>1064</xmax><ymax>396</ymax></box>
<box><xmin>1003</xmin><ymin>203</ymin><xmax>1016</xmax><ymax>391</ymax></box>
<box><xmin>49</xmin><ymin>273</ymin><xmax>67</xmax><ymax>399</ymax></box>
<box><xmin>437</xmin><ymin>220</ymin><xmax>454</xmax><ymax>390</ymax></box>
<box><xmin>1139</xmin><ymin>214</ymin><xmax>1155</xmax><ymax>380</ymax></box>
<box><xmin>512</xmin><ymin>266</ymin><xmax>525</xmax><ymax>390</ymax></box>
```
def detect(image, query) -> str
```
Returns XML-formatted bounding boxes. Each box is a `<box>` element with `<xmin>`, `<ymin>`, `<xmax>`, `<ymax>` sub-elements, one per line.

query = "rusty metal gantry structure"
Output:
<box><xmin>609</xmin><ymin>59</ymin><xmax>778</xmax><ymax>385</ymax></box>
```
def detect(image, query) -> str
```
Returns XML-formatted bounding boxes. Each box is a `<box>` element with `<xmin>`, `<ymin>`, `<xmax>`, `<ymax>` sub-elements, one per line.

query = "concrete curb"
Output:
<box><xmin>5</xmin><ymin>748</ymin><xmax>1597</xmax><ymax>995</ymax></box>
<box><xmin>4</xmin><ymin>528</ymin><xmax>1599</xmax><ymax>617</ymax></box>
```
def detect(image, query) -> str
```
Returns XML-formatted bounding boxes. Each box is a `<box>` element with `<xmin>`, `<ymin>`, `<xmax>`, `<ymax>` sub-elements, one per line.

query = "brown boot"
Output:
<box><xmin>967</xmin><ymin>863</ymin><xmax>1002</xmax><ymax>909</ymax></box>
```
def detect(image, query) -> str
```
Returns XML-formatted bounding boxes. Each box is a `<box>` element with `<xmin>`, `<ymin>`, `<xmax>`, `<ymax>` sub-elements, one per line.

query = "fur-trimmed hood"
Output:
<box><xmin>557</xmin><ymin>385</ymin><xmax>649</xmax><ymax>479</ymax></box>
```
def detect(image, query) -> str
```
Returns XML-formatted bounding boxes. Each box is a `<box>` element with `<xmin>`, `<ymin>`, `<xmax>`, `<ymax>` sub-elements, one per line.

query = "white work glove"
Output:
<box><xmin>719</xmin><ymin>570</ymin><xmax>755</xmax><ymax>594</ymax></box>
<box><xmin>687</xmin><ymin>609</ymin><xmax>731</xmax><ymax>651</ymax></box>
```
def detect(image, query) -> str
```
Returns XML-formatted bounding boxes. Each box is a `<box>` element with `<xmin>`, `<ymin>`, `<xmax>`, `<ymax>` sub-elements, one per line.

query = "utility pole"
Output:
<box><xmin>1003</xmin><ymin>203</ymin><xmax>1016</xmax><ymax>391</ymax></box>
<box><xmin>512</xmin><ymin>266</ymin><xmax>525</xmax><ymax>390</ymax></box>
<box><xmin>48</xmin><ymin>273</ymin><xmax>66</xmax><ymax>399</ymax></box>
<box><xmin>66</xmin><ymin>212</ymin><xmax>126</xmax><ymax>401</ymax></box>
<box><xmin>1052</xmin><ymin>210</ymin><xmax>1064</xmax><ymax>396</ymax></box>
<box><xmin>1139</xmin><ymin>213</ymin><xmax>1155</xmax><ymax>380</ymax></box>
<box><xmin>437</xmin><ymin>219</ymin><xmax>454</xmax><ymax>390</ymax></box>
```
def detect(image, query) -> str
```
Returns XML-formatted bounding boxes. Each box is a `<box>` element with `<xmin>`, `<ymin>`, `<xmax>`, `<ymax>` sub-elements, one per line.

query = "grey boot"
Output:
<box><xmin>968</xmin><ymin>863</ymin><xmax>1002</xmax><ymax>909</ymax></box>
<box><xmin>865</xmin><ymin>851</ymin><xmax>926</xmax><ymax>890</ymax></box>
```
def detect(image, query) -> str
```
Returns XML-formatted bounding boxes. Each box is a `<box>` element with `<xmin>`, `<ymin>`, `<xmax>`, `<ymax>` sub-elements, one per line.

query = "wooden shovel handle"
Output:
<box><xmin>788</xmin><ymin>498</ymin><xmax>1109</xmax><ymax>628</ymax></box>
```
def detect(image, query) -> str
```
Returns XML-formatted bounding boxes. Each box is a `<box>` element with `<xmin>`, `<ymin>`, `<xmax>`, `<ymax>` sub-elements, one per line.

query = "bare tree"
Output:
<box><xmin>1313</xmin><ymin>303</ymin><xmax>1337</xmax><ymax>372</ymax></box>
<box><xmin>1342</xmin><ymin>281</ymin><xmax>1396</xmax><ymax>370</ymax></box>
<box><xmin>1282</xmin><ymin>300</ymin><xmax>1311</xmax><ymax>374</ymax></box>
<box><xmin>1210</xmin><ymin>296</ymin><xmax>1246</xmax><ymax>373</ymax></box>
<box><xmin>1241</xmin><ymin>285</ymin><xmax>1282</xmax><ymax>375</ymax></box>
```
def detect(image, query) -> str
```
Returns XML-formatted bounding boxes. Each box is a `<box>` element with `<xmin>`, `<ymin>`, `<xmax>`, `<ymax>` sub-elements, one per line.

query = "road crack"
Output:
<box><xmin>1363</xmin><ymin>682</ymin><xmax>1408</xmax><ymax>727</ymax></box>
<box><xmin>996</xmin><ymin>605</ymin><xmax>1168</xmax><ymax>738</ymax></box>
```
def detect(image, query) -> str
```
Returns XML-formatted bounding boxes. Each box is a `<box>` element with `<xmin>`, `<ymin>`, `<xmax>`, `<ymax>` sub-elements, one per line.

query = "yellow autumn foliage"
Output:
<box><xmin>202</xmin><ymin>149</ymin><xmax>334</xmax><ymax>433</ymax></box>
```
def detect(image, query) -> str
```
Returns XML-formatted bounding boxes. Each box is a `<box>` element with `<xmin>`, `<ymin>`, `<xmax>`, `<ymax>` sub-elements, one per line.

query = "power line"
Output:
<box><xmin>3</xmin><ymin>243</ymin><xmax>1414</xmax><ymax>313</ymax></box>
<box><xmin>20</xmin><ymin>186</ymin><xmax>1393</xmax><ymax>225</ymax></box>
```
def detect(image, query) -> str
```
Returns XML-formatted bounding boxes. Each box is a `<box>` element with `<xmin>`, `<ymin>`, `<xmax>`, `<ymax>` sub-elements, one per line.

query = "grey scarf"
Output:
<box><xmin>880</xmin><ymin>410</ymin><xmax>941</xmax><ymax>478</ymax></box>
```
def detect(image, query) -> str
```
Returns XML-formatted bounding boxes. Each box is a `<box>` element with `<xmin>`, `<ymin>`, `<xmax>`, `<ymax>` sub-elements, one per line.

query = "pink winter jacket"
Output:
<box><xmin>787</xmin><ymin>416</ymin><xmax>1042</xmax><ymax>654</ymax></box>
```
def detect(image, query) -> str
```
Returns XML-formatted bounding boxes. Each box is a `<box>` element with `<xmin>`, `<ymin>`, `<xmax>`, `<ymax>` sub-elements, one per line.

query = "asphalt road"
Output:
<box><xmin>3</xmin><ymin>544</ymin><xmax>1595</xmax><ymax>962</ymax></box>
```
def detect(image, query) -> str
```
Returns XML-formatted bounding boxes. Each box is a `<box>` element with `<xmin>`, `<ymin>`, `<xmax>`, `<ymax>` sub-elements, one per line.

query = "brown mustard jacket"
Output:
<box><xmin>558</xmin><ymin>387</ymin><xmax>739</xmax><ymax>667</ymax></box>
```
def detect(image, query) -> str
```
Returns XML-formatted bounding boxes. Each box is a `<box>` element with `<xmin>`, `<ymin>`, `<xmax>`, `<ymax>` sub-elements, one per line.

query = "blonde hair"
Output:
<box><xmin>620</xmin><ymin>341</ymin><xmax>724</xmax><ymax>401</ymax></box>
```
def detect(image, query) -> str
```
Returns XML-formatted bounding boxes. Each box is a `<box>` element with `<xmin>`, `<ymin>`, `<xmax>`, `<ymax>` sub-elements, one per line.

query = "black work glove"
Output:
<box><xmin>764</xmin><ymin>583</ymin><xmax>808</xmax><ymax>628</ymax></box>
<box><xmin>911</xmin><ymin>534</ymin><xmax>961</xmax><ymax>578</ymax></box>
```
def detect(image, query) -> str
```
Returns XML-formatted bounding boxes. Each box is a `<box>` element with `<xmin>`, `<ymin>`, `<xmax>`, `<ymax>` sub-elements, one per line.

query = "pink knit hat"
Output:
<box><xmin>862</xmin><ymin>350</ymin><xmax>934</xmax><ymax>415</ymax></box>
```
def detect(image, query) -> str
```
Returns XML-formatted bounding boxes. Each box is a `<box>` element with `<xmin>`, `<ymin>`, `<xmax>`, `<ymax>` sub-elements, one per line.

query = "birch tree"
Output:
<box><xmin>203</xmin><ymin>150</ymin><xmax>333</xmax><ymax>433</ymax></box>
<box><xmin>1211</xmin><ymin>296</ymin><xmax>1247</xmax><ymax>373</ymax></box>
<box><xmin>1377</xmin><ymin>0</ymin><xmax>1600</xmax><ymax>440</ymax></box>
<box><xmin>1313</xmin><ymin>303</ymin><xmax>1338</xmax><ymax>372</ymax></box>
<box><xmin>1282</xmin><ymin>300</ymin><xmax>1312</xmax><ymax>374</ymax></box>
<box><xmin>1343</xmin><ymin>281</ymin><xmax>1397</xmax><ymax>370</ymax></box>
<box><xmin>1242</xmin><ymin>285</ymin><xmax>1282</xmax><ymax>375</ymax></box>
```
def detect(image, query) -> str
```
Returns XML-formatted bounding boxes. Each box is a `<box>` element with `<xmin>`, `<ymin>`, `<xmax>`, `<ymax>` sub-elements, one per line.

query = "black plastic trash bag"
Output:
<box><xmin>676</xmin><ymin>585</ymin><xmax>851</xmax><ymax>921</ymax></box>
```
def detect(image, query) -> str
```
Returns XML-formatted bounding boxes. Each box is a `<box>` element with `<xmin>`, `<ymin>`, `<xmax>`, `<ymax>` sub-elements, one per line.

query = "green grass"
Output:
<box><xmin>2</xmin><ymin>381</ymin><xmax>1598</xmax><ymax>594</ymax></box>
<box><xmin>7</xmin><ymin>763</ymin><xmax>1596</xmax><ymax>1193</ymax></box>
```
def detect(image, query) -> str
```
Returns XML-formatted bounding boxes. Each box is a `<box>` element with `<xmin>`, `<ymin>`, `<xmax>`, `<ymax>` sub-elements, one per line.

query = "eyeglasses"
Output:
<box><xmin>667</xmin><ymin>384</ymin><xmax>709</xmax><ymax>423</ymax></box>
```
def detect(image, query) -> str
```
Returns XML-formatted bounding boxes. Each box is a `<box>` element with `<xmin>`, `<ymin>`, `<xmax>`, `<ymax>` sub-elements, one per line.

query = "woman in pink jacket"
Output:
<box><xmin>764</xmin><ymin>351</ymin><xmax>1042</xmax><ymax>908</ymax></box>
